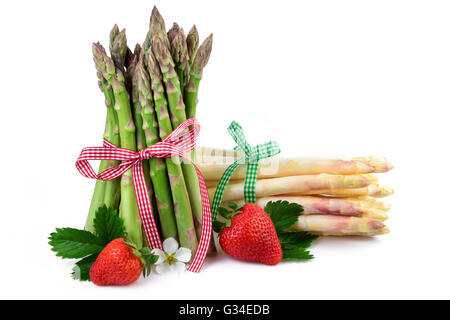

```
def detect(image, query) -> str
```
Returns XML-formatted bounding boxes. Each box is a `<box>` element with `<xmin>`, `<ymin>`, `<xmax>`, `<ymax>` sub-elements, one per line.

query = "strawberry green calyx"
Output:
<box><xmin>123</xmin><ymin>239</ymin><xmax>159</xmax><ymax>277</ymax></box>
<box><xmin>134</xmin><ymin>57</ymin><xmax>178</xmax><ymax>241</ymax></box>
<box><xmin>213</xmin><ymin>202</ymin><xmax>243</xmax><ymax>234</ymax></box>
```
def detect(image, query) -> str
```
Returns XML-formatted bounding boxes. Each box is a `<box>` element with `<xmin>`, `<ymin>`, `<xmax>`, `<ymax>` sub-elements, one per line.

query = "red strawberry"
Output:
<box><xmin>90</xmin><ymin>238</ymin><xmax>142</xmax><ymax>286</ymax></box>
<box><xmin>218</xmin><ymin>203</ymin><xmax>282</xmax><ymax>265</ymax></box>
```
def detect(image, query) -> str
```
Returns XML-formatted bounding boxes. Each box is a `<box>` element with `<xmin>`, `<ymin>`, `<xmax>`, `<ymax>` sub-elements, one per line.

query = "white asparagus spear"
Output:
<box><xmin>208</xmin><ymin>174</ymin><xmax>372</xmax><ymax>201</ymax></box>
<box><xmin>206</xmin><ymin>174</ymin><xmax>378</xmax><ymax>189</ymax></box>
<box><xmin>228</xmin><ymin>196</ymin><xmax>388</xmax><ymax>221</ymax></box>
<box><xmin>196</xmin><ymin>154</ymin><xmax>394</xmax><ymax>181</ymax></box>
<box><xmin>311</xmin><ymin>226</ymin><xmax>390</xmax><ymax>237</ymax></box>
<box><xmin>339</xmin><ymin>196</ymin><xmax>392</xmax><ymax>211</ymax></box>
<box><xmin>288</xmin><ymin>215</ymin><xmax>386</xmax><ymax>234</ymax></box>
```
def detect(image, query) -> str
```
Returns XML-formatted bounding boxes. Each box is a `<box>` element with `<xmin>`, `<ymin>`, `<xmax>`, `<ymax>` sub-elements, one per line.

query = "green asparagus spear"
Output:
<box><xmin>109</xmin><ymin>24</ymin><xmax>127</xmax><ymax>73</ymax></box>
<box><xmin>143</xmin><ymin>6</ymin><xmax>169</xmax><ymax>63</ymax></box>
<box><xmin>167</xmin><ymin>22</ymin><xmax>179</xmax><ymax>44</ymax></box>
<box><xmin>100</xmin><ymin>81</ymin><xmax>121</xmax><ymax>210</ymax></box>
<box><xmin>134</xmin><ymin>57</ymin><xmax>178</xmax><ymax>240</ymax></box>
<box><xmin>125</xmin><ymin>44</ymin><xmax>140</xmax><ymax>86</ymax></box>
<box><xmin>184</xmin><ymin>34</ymin><xmax>213</xmax><ymax>119</ymax></box>
<box><xmin>85</xmin><ymin>157</ymin><xmax>108</xmax><ymax>233</ymax></box>
<box><xmin>113</xmin><ymin>69</ymin><xmax>143</xmax><ymax>248</ymax></box>
<box><xmin>86</xmin><ymin>44</ymin><xmax>121</xmax><ymax>233</ymax></box>
<box><xmin>94</xmin><ymin>43</ymin><xmax>143</xmax><ymax>248</ymax></box>
<box><xmin>147</xmin><ymin>49</ymin><xmax>198</xmax><ymax>252</ymax></box>
<box><xmin>151</xmin><ymin>34</ymin><xmax>203</xmax><ymax>241</ymax></box>
<box><xmin>186</xmin><ymin>25</ymin><xmax>199</xmax><ymax>69</ymax></box>
<box><xmin>130</xmin><ymin>62</ymin><xmax>159</xmax><ymax>230</ymax></box>
<box><xmin>168</xmin><ymin>25</ymin><xmax>190</xmax><ymax>94</ymax></box>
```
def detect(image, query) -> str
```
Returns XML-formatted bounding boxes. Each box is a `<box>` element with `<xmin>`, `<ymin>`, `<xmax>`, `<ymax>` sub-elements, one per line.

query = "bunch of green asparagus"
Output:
<box><xmin>85</xmin><ymin>7</ymin><xmax>213</xmax><ymax>252</ymax></box>
<box><xmin>195</xmin><ymin>147</ymin><xmax>394</xmax><ymax>236</ymax></box>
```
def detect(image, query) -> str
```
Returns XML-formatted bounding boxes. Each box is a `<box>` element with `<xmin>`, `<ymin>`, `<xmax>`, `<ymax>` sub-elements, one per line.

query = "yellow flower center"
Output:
<box><xmin>164</xmin><ymin>253</ymin><xmax>177</xmax><ymax>265</ymax></box>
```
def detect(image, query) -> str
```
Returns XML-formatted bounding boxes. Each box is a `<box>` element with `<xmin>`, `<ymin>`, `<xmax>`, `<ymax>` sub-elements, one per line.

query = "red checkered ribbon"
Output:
<box><xmin>75</xmin><ymin>118</ymin><xmax>212</xmax><ymax>273</ymax></box>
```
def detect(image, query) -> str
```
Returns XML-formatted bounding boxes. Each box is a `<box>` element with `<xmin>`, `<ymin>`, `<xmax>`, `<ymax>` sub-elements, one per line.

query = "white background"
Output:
<box><xmin>1</xmin><ymin>0</ymin><xmax>449</xmax><ymax>299</ymax></box>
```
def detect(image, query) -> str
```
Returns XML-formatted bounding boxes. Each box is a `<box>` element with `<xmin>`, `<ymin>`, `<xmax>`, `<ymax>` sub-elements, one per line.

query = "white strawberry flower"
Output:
<box><xmin>151</xmin><ymin>237</ymin><xmax>192</xmax><ymax>274</ymax></box>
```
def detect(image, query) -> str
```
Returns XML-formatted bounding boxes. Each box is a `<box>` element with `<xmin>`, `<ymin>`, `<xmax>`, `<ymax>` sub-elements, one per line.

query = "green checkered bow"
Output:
<box><xmin>210</xmin><ymin>121</ymin><xmax>281</xmax><ymax>220</ymax></box>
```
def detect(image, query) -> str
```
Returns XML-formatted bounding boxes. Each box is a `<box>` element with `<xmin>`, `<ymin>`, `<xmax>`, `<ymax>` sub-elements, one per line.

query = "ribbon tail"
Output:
<box><xmin>132</xmin><ymin>161</ymin><xmax>163</xmax><ymax>250</ymax></box>
<box><xmin>210</xmin><ymin>161</ymin><xmax>242</xmax><ymax>220</ymax></box>
<box><xmin>244</xmin><ymin>162</ymin><xmax>258</xmax><ymax>204</ymax></box>
<box><xmin>187</xmin><ymin>162</ymin><xmax>213</xmax><ymax>273</ymax></box>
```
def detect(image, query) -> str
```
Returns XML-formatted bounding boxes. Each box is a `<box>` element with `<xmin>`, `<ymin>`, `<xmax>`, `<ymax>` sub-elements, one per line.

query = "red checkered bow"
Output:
<box><xmin>76</xmin><ymin>118</ymin><xmax>212</xmax><ymax>273</ymax></box>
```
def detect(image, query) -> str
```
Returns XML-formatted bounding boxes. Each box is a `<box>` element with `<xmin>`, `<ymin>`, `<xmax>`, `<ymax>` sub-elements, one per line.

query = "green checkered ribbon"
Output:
<box><xmin>211</xmin><ymin>121</ymin><xmax>281</xmax><ymax>220</ymax></box>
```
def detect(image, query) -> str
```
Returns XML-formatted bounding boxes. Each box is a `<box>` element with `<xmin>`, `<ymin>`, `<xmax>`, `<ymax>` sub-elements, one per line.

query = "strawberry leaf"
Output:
<box><xmin>278</xmin><ymin>232</ymin><xmax>318</xmax><ymax>248</ymax></box>
<box><xmin>282</xmin><ymin>247</ymin><xmax>314</xmax><ymax>261</ymax></box>
<box><xmin>264</xmin><ymin>200</ymin><xmax>304</xmax><ymax>232</ymax></box>
<box><xmin>71</xmin><ymin>254</ymin><xmax>98</xmax><ymax>281</ymax></box>
<box><xmin>93</xmin><ymin>205</ymin><xmax>125</xmax><ymax>245</ymax></box>
<box><xmin>49</xmin><ymin>228</ymin><xmax>104</xmax><ymax>259</ymax></box>
<box><xmin>279</xmin><ymin>231</ymin><xmax>318</xmax><ymax>261</ymax></box>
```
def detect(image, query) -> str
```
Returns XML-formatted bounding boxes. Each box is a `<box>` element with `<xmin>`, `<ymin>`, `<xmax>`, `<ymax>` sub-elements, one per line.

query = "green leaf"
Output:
<box><xmin>264</xmin><ymin>200</ymin><xmax>304</xmax><ymax>232</ymax></box>
<box><xmin>282</xmin><ymin>247</ymin><xmax>314</xmax><ymax>261</ymax></box>
<box><xmin>71</xmin><ymin>254</ymin><xmax>98</xmax><ymax>281</ymax></box>
<box><xmin>279</xmin><ymin>231</ymin><xmax>318</xmax><ymax>261</ymax></box>
<box><xmin>213</xmin><ymin>221</ymin><xmax>226</xmax><ymax>234</ymax></box>
<box><xmin>49</xmin><ymin>228</ymin><xmax>104</xmax><ymax>259</ymax></box>
<box><xmin>138</xmin><ymin>247</ymin><xmax>159</xmax><ymax>277</ymax></box>
<box><xmin>278</xmin><ymin>232</ymin><xmax>318</xmax><ymax>248</ymax></box>
<box><xmin>93</xmin><ymin>205</ymin><xmax>125</xmax><ymax>245</ymax></box>
<box><xmin>218</xmin><ymin>207</ymin><xmax>232</xmax><ymax>219</ymax></box>
<box><xmin>226</xmin><ymin>202</ymin><xmax>240</xmax><ymax>211</ymax></box>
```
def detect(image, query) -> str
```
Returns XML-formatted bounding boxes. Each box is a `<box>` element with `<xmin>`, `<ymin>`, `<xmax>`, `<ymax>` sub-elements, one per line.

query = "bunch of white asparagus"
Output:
<box><xmin>195</xmin><ymin>147</ymin><xmax>394</xmax><ymax>236</ymax></box>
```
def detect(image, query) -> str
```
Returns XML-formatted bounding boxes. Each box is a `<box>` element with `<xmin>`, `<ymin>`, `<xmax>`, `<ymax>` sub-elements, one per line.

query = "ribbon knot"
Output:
<box><xmin>138</xmin><ymin>149</ymin><xmax>147</xmax><ymax>160</ymax></box>
<box><xmin>75</xmin><ymin>118</ymin><xmax>211</xmax><ymax>273</ymax></box>
<box><xmin>211</xmin><ymin>121</ymin><xmax>281</xmax><ymax>220</ymax></box>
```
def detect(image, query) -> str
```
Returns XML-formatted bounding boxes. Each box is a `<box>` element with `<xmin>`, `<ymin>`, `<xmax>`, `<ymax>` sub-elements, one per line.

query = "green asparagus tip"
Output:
<box><xmin>151</xmin><ymin>35</ymin><xmax>172</xmax><ymax>74</ymax></box>
<box><xmin>134</xmin><ymin>43</ymin><xmax>142</xmax><ymax>56</ymax></box>
<box><xmin>110</xmin><ymin>28</ymin><xmax>127</xmax><ymax>70</ymax></box>
<box><xmin>192</xmin><ymin>33</ymin><xmax>213</xmax><ymax>74</ymax></box>
<box><xmin>93</xmin><ymin>42</ymin><xmax>108</xmax><ymax>77</ymax></box>
<box><xmin>187</xmin><ymin>25</ymin><xmax>200</xmax><ymax>66</ymax></box>
<box><xmin>170</xmin><ymin>28</ymin><xmax>190</xmax><ymax>81</ymax></box>
<box><xmin>150</xmin><ymin>6</ymin><xmax>166</xmax><ymax>33</ymax></box>
<box><xmin>147</xmin><ymin>50</ymin><xmax>162</xmax><ymax>84</ymax></box>
<box><xmin>109</xmin><ymin>24</ymin><xmax>120</xmax><ymax>50</ymax></box>
<box><xmin>168</xmin><ymin>22</ymin><xmax>180</xmax><ymax>43</ymax></box>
